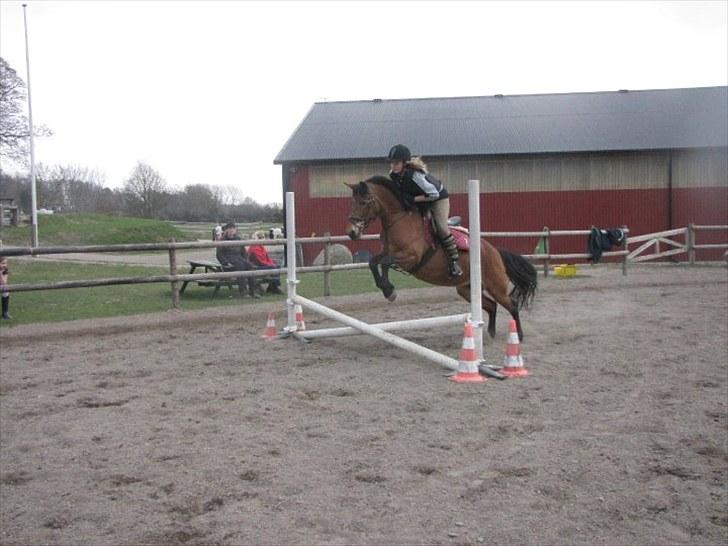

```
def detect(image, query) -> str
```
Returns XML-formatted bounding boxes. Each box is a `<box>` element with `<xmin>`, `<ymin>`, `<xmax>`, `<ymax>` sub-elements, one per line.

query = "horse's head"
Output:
<box><xmin>345</xmin><ymin>181</ymin><xmax>378</xmax><ymax>240</ymax></box>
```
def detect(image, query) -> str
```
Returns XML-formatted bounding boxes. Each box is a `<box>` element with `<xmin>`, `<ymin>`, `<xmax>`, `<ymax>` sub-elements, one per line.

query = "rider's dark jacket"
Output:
<box><xmin>389</xmin><ymin>157</ymin><xmax>448</xmax><ymax>204</ymax></box>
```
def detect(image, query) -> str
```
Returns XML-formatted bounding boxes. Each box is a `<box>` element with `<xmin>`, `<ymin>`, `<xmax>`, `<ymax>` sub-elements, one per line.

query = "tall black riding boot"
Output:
<box><xmin>441</xmin><ymin>234</ymin><xmax>463</xmax><ymax>277</ymax></box>
<box><xmin>1</xmin><ymin>296</ymin><xmax>11</xmax><ymax>320</ymax></box>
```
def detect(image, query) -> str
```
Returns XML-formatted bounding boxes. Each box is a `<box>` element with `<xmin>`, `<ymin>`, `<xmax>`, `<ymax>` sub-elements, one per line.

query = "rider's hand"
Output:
<box><xmin>402</xmin><ymin>193</ymin><xmax>416</xmax><ymax>210</ymax></box>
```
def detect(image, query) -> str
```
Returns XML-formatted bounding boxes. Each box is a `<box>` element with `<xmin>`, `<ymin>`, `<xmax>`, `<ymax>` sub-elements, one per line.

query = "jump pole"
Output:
<box><xmin>298</xmin><ymin>313</ymin><xmax>469</xmax><ymax>340</ymax></box>
<box><xmin>467</xmin><ymin>179</ymin><xmax>485</xmax><ymax>360</ymax></box>
<box><xmin>283</xmin><ymin>180</ymin><xmax>485</xmax><ymax>372</ymax></box>
<box><xmin>292</xmin><ymin>294</ymin><xmax>459</xmax><ymax>371</ymax></box>
<box><xmin>285</xmin><ymin>191</ymin><xmax>299</xmax><ymax>333</ymax></box>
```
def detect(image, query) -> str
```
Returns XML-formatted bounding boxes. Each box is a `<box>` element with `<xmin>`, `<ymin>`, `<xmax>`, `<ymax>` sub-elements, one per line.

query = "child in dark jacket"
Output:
<box><xmin>1</xmin><ymin>256</ymin><xmax>11</xmax><ymax>320</ymax></box>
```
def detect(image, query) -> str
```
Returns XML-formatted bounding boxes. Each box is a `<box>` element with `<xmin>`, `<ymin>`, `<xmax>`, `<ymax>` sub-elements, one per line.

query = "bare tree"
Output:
<box><xmin>0</xmin><ymin>57</ymin><xmax>51</xmax><ymax>167</ymax></box>
<box><xmin>123</xmin><ymin>161</ymin><xmax>168</xmax><ymax>218</ymax></box>
<box><xmin>223</xmin><ymin>185</ymin><xmax>243</xmax><ymax>206</ymax></box>
<box><xmin>161</xmin><ymin>184</ymin><xmax>221</xmax><ymax>221</ymax></box>
<box><xmin>36</xmin><ymin>163</ymin><xmax>109</xmax><ymax>212</ymax></box>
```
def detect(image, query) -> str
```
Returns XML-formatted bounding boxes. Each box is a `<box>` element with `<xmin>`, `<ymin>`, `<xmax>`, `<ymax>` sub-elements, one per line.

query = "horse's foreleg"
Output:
<box><xmin>369</xmin><ymin>254</ymin><xmax>385</xmax><ymax>288</ymax></box>
<box><xmin>379</xmin><ymin>255</ymin><xmax>397</xmax><ymax>302</ymax></box>
<box><xmin>369</xmin><ymin>254</ymin><xmax>397</xmax><ymax>302</ymax></box>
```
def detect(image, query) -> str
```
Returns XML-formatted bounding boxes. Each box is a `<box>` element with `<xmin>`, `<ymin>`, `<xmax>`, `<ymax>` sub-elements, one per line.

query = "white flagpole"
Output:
<box><xmin>22</xmin><ymin>3</ymin><xmax>39</xmax><ymax>248</ymax></box>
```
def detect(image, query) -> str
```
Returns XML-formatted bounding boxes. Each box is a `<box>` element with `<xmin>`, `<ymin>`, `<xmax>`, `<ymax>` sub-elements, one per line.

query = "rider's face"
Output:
<box><xmin>390</xmin><ymin>160</ymin><xmax>404</xmax><ymax>174</ymax></box>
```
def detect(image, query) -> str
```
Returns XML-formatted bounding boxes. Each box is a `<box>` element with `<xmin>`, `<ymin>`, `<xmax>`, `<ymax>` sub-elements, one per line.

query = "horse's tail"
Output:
<box><xmin>498</xmin><ymin>249</ymin><xmax>538</xmax><ymax>310</ymax></box>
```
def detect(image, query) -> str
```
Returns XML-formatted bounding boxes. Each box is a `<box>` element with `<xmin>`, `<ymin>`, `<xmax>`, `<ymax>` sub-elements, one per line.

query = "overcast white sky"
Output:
<box><xmin>1</xmin><ymin>1</ymin><xmax>726</xmax><ymax>205</ymax></box>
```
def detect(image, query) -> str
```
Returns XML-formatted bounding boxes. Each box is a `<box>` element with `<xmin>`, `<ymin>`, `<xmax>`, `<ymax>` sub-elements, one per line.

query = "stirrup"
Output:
<box><xmin>448</xmin><ymin>260</ymin><xmax>463</xmax><ymax>277</ymax></box>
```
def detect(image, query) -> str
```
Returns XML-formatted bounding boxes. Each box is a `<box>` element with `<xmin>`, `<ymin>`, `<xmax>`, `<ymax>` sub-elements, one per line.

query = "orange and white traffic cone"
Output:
<box><xmin>295</xmin><ymin>304</ymin><xmax>306</xmax><ymax>332</ymax></box>
<box><xmin>261</xmin><ymin>311</ymin><xmax>277</xmax><ymax>340</ymax></box>
<box><xmin>449</xmin><ymin>319</ymin><xmax>487</xmax><ymax>383</ymax></box>
<box><xmin>501</xmin><ymin>319</ymin><xmax>528</xmax><ymax>377</ymax></box>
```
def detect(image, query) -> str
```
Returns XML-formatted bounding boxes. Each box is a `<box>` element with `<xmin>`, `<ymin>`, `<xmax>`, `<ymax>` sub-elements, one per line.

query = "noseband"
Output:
<box><xmin>348</xmin><ymin>194</ymin><xmax>377</xmax><ymax>231</ymax></box>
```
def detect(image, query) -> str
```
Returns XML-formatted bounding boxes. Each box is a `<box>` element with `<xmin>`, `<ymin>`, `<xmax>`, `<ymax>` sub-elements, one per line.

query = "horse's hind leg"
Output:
<box><xmin>492</xmin><ymin>292</ymin><xmax>523</xmax><ymax>341</ymax></box>
<box><xmin>482</xmin><ymin>276</ymin><xmax>524</xmax><ymax>341</ymax></box>
<box><xmin>509</xmin><ymin>305</ymin><xmax>523</xmax><ymax>341</ymax></box>
<box><xmin>456</xmin><ymin>285</ymin><xmax>497</xmax><ymax>338</ymax></box>
<box><xmin>482</xmin><ymin>295</ymin><xmax>497</xmax><ymax>338</ymax></box>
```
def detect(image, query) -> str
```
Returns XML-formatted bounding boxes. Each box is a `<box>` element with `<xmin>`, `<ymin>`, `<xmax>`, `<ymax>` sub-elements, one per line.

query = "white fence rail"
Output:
<box><xmin>619</xmin><ymin>224</ymin><xmax>728</xmax><ymax>264</ymax></box>
<box><xmin>627</xmin><ymin>227</ymin><xmax>688</xmax><ymax>263</ymax></box>
<box><xmin>1</xmin><ymin>224</ymin><xmax>725</xmax><ymax>308</ymax></box>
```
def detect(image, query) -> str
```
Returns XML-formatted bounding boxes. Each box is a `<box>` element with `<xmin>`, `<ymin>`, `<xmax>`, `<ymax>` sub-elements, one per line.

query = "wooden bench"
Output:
<box><xmin>179</xmin><ymin>260</ymin><xmax>241</xmax><ymax>297</ymax></box>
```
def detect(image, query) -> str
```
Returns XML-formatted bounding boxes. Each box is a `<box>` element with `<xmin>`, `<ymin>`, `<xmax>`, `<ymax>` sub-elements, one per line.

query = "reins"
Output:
<box><xmin>348</xmin><ymin>189</ymin><xmax>408</xmax><ymax>232</ymax></box>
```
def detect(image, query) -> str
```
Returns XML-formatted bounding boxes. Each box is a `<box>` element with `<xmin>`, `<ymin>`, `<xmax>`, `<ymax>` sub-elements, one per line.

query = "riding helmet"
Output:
<box><xmin>387</xmin><ymin>144</ymin><xmax>411</xmax><ymax>162</ymax></box>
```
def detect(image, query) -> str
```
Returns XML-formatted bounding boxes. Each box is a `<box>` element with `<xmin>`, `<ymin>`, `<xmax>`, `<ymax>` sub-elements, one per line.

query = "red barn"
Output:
<box><xmin>274</xmin><ymin>87</ymin><xmax>727</xmax><ymax>264</ymax></box>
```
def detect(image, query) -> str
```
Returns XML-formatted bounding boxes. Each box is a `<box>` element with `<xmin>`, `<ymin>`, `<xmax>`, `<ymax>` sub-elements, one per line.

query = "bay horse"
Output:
<box><xmin>345</xmin><ymin>176</ymin><xmax>537</xmax><ymax>341</ymax></box>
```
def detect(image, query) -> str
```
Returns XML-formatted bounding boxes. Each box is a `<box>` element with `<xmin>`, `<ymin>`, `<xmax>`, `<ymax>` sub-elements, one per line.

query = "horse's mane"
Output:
<box><xmin>361</xmin><ymin>175</ymin><xmax>406</xmax><ymax>205</ymax></box>
<box><xmin>363</xmin><ymin>175</ymin><xmax>391</xmax><ymax>186</ymax></box>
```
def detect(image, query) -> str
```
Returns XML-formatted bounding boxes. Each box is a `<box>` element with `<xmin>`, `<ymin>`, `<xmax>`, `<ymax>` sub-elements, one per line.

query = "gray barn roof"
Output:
<box><xmin>274</xmin><ymin>86</ymin><xmax>728</xmax><ymax>164</ymax></box>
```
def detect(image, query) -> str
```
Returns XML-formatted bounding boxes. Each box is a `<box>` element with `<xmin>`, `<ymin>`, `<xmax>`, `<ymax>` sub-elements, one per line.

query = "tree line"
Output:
<box><xmin>0</xmin><ymin>163</ymin><xmax>282</xmax><ymax>223</ymax></box>
<box><xmin>0</xmin><ymin>56</ymin><xmax>281</xmax><ymax>223</ymax></box>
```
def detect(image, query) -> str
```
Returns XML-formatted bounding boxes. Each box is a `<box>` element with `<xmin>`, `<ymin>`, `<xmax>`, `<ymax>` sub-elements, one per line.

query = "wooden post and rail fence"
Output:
<box><xmin>0</xmin><ymin>224</ymin><xmax>725</xmax><ymax>309</ymax></box>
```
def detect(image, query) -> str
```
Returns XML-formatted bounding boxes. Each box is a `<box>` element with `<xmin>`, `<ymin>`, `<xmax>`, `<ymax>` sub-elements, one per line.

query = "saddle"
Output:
<box><xmin>422</xmin><ymin>215</ymin><xmax>470</xmax><ymax>251</ymax></box>
<box><xmin>396</xmin><ymin>214</ymin><xmax>470</xmax><ymax>275</ymax></box>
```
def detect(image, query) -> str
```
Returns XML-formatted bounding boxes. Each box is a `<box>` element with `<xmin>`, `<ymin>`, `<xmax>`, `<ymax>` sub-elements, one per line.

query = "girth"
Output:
<box><xmin>404</xmin><ymin>246</ymin><xmax>437</xmax><ymax>275</ymax></box>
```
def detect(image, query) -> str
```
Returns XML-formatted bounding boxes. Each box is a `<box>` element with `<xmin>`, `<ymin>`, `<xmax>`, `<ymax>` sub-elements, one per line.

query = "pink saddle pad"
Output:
<box><xmin>422</xmin><ymin>217</ymin><xmax>470</xmax><ymax>251</ymax></box>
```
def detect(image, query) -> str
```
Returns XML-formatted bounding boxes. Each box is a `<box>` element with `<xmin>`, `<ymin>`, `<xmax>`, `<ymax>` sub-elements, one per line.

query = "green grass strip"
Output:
<box><xmin>0</xmin><ymin>214</ymin><xmax>195</xmax><ymax>246</ymax></box>
<box><xmin>0</xmin><ymin>260</ymin><xmax>429</xmax><ymax>327</ymax></box>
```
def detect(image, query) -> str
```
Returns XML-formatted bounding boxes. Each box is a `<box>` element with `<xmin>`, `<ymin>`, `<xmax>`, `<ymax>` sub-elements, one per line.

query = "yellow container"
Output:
<box><xmin>554</xmin><ymin>264</ymin><xmax>577</xmax><ymax>278</ymax></box>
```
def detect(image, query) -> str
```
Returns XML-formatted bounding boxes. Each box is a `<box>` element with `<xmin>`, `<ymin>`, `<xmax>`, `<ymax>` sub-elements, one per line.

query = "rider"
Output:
<box><xmin>387</xmin><ymin>144</ymin><xmax>463</xmax><ymax>277</ymax></box>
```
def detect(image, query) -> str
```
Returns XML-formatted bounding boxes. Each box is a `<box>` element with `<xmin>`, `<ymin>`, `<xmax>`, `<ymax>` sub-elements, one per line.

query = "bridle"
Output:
<box><xmin>348</xmin><ymin>189</ymin><xmax>408</xmax><ymax>232</ymax></box>
<box><xmin>347</xmin><ymin>193</ymin><xmax>377</xmax><ymax>232</ymax></box>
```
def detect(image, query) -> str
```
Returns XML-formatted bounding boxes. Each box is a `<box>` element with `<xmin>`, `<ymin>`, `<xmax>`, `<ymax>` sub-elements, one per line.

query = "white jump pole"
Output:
<box><xmin>292</xmin><ymin>294</ymin><xmax>459</xmax><ymax>372</ymax></box>
<box><xmin>285</xmin><ymin>192</ymin><xmax>298</xmax><ymax>332</ymax></box>
<box><xmin>468</xmin><ymin>179</ymin><xmax>484</xmax><ymax>359</ymax></box>
<box><xmin>299</xmin><ymin>313</ymin><xmax>469</xmax><ymax>340</ymax></box>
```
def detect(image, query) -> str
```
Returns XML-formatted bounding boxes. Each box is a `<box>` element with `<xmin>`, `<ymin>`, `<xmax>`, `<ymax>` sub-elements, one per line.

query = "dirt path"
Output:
<box><xmin>1</xmin><ymin>264</ymin><xmax>726</xmax><ymax>545</ymax></box>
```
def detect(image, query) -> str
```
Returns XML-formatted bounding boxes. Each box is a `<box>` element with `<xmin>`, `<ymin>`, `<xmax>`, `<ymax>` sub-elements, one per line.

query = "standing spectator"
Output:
<box><xmin>248</xmin><ymin>231</ymin><xmax>283</xmax><ymax>295</ymax></box>
<box><xmin>215</xmin><ymin>222</ymin><xmax>260</xmax><ymax>298</ymax></box>
<box><xmin>0</xmin><ymin>256</ymin><xmax>11</xmax><ymax>320</ymax></box>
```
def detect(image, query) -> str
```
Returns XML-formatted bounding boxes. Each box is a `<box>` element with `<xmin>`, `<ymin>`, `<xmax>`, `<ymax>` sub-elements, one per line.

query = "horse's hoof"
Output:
<box><xmin>387</xmin><ymin>291</ymin><xmax>397</xmax><ymax>302</ymax></box>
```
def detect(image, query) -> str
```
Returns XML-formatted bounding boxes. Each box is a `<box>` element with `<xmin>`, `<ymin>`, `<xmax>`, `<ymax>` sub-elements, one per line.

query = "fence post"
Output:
<box><xmin>168</xmin><ymin>238</ymin><xmax>180</xmax><ymax>309</ymax></box>
<box><xmin>543</xmin><ymin>227</ymin><xmax>550</xmax><ymax>277</ymax></box>
<box><xmin>688</xmin><ymin>223</ymin><xmax>695</xmax><ymax>265</ymax></box>
<box><xmin>323</xmin><ymin>232</ymin><xmax>331</xmax><ymax>297</ymax></box>
<box><xmin>622</xmin><ymin>225</ymin><xmax>628</xmax><ymax>276</ymax></box>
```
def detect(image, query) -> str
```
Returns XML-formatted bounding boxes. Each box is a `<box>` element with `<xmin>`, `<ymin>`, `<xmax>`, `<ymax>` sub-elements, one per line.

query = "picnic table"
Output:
<box><xmin>179</xmin><ymin>259</ymin><xmax>238</xmax><ymax>296</ymax></box>
<box><xmin>179</xmin><ymin>259</ymin><xmax>278</xmax><ymax>298</ymax></box>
